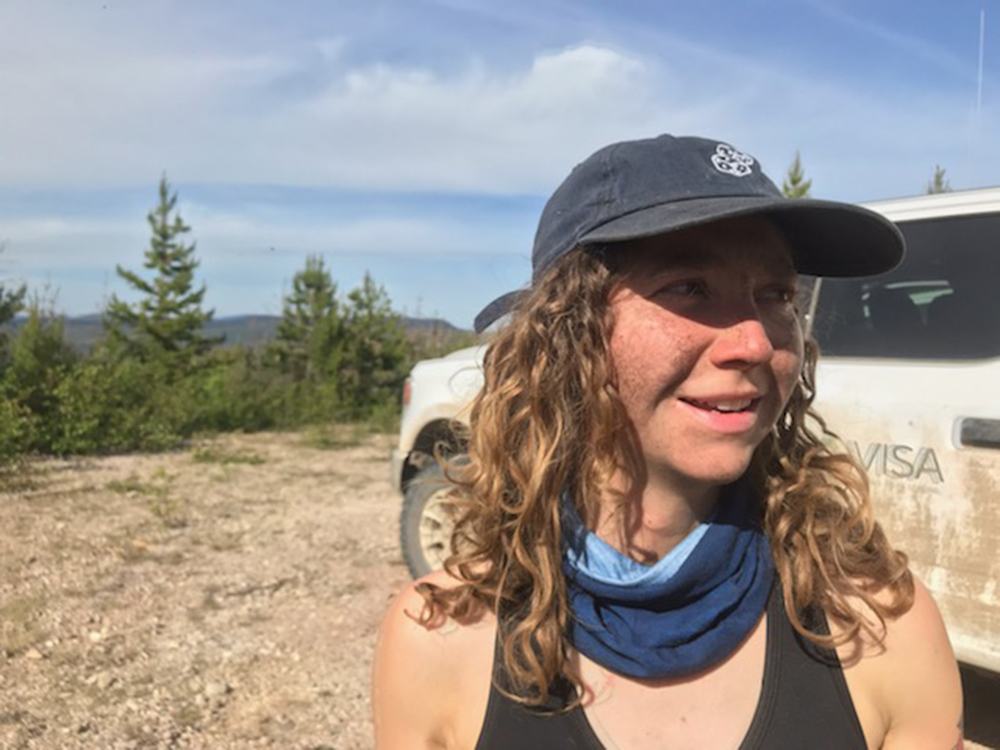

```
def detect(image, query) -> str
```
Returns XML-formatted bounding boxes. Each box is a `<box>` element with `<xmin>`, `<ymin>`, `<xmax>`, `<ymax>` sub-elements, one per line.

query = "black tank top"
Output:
<box><xmin>475</xmin><ymin>585</ymin><xmax>867</xmax><ymax>749</ymax></box>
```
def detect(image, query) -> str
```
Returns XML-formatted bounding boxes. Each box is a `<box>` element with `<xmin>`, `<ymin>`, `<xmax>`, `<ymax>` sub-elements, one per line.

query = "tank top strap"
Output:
<box><xmin>476</xmin><ymin>623</ymin><xmax>601</xmax><ymax>750</ymax></box>
<box><xmin>739</xmin><ymin>584</ymin><xmax>867</xmax><ymax>748</ymax></box>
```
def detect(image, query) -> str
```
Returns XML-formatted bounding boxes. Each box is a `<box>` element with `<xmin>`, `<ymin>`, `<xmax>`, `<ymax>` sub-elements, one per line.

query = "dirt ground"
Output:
<box><xmin>0</xmin><ymin>430</ymin><xmax>409</xmax><ymax>749</ymax></box>
<box><xmin>1</xmin><ymin>430</ymin><xmax>997</xmax><ymax>749</ymax></box>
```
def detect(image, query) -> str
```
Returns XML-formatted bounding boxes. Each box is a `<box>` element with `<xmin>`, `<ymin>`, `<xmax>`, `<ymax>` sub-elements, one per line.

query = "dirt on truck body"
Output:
<box><xmin>810</xmin><ymin>189</ymin><xmax>1000</xmax><ymax>676</ymax></box>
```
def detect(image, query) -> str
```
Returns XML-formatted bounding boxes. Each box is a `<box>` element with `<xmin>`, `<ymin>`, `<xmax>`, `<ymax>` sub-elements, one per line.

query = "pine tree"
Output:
<box><xmin>275</xmin><ymin>255</ymin><xmax>344</xmax><ymax>382</ymax></box>
<box><xmin>782</xmin><ymin>151</ymin><xmax>812</xmax><ymax>198</ymax></box>
<box><xmin>340</xmin><ymin>272</ymin><xmax>411</xmax><ymax>414</ymax></box>
<box><xmin>0</xmin><ymin>285</ymin><xmax>26</xmax><ymax>372</ymax></box>
<box><xmin>0</xmin><ymin>242</ymin><xmax>27</xmax><ymax>372</ymax></box>
<box><xmin>0</xmin><ymin>284</ymin><xmax>25</xmax><ymax>329</ymax></box>
<box><xmin>0</xmin><ymin>275</ymin><xmax>29</xmax><ymax>463</ymax></box>
<box><xmin>927</xmin><ymin>165</ymin><xmax>952</xmax><ymax>194</ymax></box>
<box><xmin>104</xmin><ymin>175</ymin><xmax>220</xmax><ymax>365</ymax></box>
<box><xmin>3</xmin><ymin>299</ymin><xmax>76</xmax><ymax>450</ymax></box>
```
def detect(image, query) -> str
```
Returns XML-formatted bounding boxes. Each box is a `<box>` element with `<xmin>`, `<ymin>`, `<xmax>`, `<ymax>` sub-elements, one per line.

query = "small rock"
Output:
<box><xmin>24</xmin><ymin>648</ymin><xmax>43</xmax><ymax>660</ymax></box>
<box><xmin>88</xmin><ymin>631</ymin><xmax>103</xmax><ymax>643</ymax></box>
<box><xmin>204</xmin><ymin>681</ymin><xmax>230</xmax><ymax>699</ymax></box>
<box><xmin>95</xmin><ymin>671</ymin><xmax>115</xmax><ymax>690</ymax></box>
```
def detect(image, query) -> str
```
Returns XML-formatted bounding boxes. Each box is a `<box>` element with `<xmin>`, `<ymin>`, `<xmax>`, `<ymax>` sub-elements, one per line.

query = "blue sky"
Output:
<box><xmin>1</xmin><ymin>0</ymin><xmax>997</xmax><ymax>328</ymax></box>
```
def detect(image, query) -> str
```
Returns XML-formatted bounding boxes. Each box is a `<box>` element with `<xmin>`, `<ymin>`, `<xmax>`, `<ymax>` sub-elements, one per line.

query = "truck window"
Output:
<box><xmin>811</xmin><ymin>212</ymin><xmax>1000</xmax><ymax>360</ymax></box>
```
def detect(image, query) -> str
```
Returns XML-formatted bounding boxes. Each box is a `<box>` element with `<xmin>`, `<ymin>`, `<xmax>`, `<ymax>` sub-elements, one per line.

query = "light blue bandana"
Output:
<box><xmin>563</xmin><ymin>499</ymin><xmax>711</xmax><ymax>588</ymax></box>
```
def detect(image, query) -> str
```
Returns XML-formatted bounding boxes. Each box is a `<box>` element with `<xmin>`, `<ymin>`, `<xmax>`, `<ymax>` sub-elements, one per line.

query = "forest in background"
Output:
<box><xmin>0</xmin><ymin>177</ymin><xmax>477</xmax><ymax>462</ymax></box>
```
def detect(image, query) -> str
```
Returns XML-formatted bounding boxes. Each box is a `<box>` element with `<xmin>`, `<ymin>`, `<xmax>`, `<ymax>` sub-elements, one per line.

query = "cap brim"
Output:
<box><xmin>474</xmin><ymin>290</ymin><xmax>527</xmax><ymax>334</ymax></box>
<box><xmin>580</xmin><ymin>195</ymin><xmax>904</xmax><ymax>278</ymax></box>
<box><xmin>474</xmin><ymin>196</ymin><xmax>905</xmax><ymax>332</ymax></box>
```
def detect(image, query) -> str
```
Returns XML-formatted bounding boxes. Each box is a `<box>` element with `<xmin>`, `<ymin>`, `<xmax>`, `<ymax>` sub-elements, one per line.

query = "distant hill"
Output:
<box><xmin>398</xmin><ymin>316</ymin><xmax>461</xmax><ymax>334</ymax></box>
<box><xmin>4</xmin><ymin>314</ymin><xmax>466</xmax><ymax>351</ymax></box>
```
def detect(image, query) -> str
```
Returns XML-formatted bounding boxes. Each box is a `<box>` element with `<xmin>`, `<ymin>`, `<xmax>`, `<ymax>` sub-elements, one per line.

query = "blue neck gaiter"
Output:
<box><xmin>562</xmin><ymin>482</ymin><xmax>774</xmax><ymax>679</ymax></box>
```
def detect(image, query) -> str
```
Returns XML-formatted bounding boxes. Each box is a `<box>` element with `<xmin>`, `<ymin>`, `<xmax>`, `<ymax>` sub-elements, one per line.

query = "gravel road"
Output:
<box><xmin>1</xmin><ymin>430</ymin><xmax>996</xmax><ymax>749</ymax></box>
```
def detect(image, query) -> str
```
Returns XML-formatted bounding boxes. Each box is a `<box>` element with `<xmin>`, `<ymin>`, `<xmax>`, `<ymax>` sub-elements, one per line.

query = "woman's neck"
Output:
<box><xmin>594</xmin><ymin>472</ymin><xmax>721</xmax><ymax>565</ymax></box>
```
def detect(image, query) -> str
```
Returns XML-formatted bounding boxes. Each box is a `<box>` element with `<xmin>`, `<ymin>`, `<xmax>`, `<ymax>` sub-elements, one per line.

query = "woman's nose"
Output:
<box><xmin>709</xmin><ymin>316</ymin><xmax>775</xmax><ymax>369</ymax></box>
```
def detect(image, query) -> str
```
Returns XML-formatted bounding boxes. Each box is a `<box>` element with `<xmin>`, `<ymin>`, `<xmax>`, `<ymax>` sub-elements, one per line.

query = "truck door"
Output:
<box><xmin>809</xmin><ymin>211</ymin><xmax>1000</xmax><ymax>674</ymax></box>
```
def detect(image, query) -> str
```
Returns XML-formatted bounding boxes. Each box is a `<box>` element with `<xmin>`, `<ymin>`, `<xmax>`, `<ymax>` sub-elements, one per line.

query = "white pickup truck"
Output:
<box><xmin>390</xmin><ymin>187</ymin><xmax>1000</xmax><ymax>677</ymax></box>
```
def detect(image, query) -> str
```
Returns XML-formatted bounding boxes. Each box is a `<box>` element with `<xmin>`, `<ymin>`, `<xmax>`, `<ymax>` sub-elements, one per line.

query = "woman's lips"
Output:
<box><xmin>677</xmin><ymin>396</ymin><xmax>763</xmax><ymax>433</ymax></box>
<box><xmin>682</xmin><ymin>397</ymin><xmax>755</xmax><ymax>413</ymax></box>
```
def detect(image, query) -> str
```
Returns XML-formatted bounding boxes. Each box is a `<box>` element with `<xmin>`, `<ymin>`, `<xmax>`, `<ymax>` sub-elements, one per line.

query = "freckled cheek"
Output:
<box><xmin>610</xmin><ymin>331</ymin><xmax>648</xmax><ymax>414</ymax></box>
<box><xmin>610</xmin><ymin>322</ymin><xmax>694</xmax><ymax>416</ymax></box>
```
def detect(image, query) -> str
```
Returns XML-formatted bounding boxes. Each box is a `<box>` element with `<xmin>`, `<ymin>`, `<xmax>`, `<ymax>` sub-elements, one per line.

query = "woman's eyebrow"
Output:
<box><xmin>636</xmin><ymin>258</ymin><xmax>799</xmax><ymax>291</ymax></box>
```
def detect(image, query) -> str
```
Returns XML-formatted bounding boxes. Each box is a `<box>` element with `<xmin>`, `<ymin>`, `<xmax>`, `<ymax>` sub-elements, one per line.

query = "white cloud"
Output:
<box><xmin>0</xmin><ymin>22</ymin><xmax>665</xmax><ymax>191</ymax></box>
<box><xmin>268</xmin><ymin>44</ymin><xmax>658</xmax><ymax>192</ymax></box>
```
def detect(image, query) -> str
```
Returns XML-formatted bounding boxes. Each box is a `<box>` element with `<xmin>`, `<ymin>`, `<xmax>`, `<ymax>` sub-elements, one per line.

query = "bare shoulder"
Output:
<box><xmin>372</xmin><ymin>570</ymin><xmax>497</xmax><ymax>750</ymax></box>
<box><xmin>834</xmin><ymin>577</ymin><xmax>963</xmax><ymax>749</ymax></box>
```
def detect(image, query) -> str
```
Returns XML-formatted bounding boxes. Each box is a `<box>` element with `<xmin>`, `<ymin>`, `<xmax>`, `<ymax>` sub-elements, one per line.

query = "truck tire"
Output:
<box><xmin>400</xmin><ymin>462</ymin><xmax>456</xmax><ymax>578</ymax></box>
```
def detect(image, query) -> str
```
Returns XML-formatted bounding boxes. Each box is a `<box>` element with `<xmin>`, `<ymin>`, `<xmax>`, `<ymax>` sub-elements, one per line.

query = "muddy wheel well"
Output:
<box><xmin>401</xmin><ymin>419</ymin><xmax>468</xmax><ymax>489</ymax></box>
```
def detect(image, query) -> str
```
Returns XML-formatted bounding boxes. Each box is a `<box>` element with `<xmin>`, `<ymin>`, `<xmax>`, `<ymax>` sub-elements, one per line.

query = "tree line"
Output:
<box><xmin>0</xmin><ymin>157</ymin><xmax>956</xmax><ymax>462</ymax></box>
<box><xmin>0</xmin><ymin>177</ymin><xmax>475</xmax><ymax>462</ymax></box>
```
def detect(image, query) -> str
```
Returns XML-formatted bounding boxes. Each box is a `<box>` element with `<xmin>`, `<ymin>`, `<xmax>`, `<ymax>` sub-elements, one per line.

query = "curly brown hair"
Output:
<box><xmin>416</xmin><ymin>244</ymin><xmax>913</xmax><ymax>705</ymax></box>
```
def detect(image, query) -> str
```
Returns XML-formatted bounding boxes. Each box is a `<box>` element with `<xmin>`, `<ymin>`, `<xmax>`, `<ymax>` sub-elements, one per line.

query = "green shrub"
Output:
<box><xmin>2</xmin><ymin>306</ymin><xmax>76</xmax><ymax>451</ymax></box>
<box><xmin>0</xmin><ymin>254</ymin><xmax>419</xmax><ymax>458</ymax></box>
<box><xmin>0</xmin><ymin>394</ymin><xmax>33</xmax><ymax>466</ymax></box>
<box><xmin>52</xmin><ymin>356</ymin><xmax>182</xmax><ymax>454</ymax></box>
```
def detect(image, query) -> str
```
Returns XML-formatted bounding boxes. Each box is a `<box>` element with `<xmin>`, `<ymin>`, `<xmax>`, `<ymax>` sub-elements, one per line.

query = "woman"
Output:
<box><xmin>373</xmin><ymin>135</ymin><xmax>963</xmax><ymax>749</ymax></box>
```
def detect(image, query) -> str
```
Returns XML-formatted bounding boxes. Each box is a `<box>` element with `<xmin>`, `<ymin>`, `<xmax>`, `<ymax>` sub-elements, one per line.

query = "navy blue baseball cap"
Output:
<box><xmin>473</xmin><ymin>134</ymin><xmax>904</xmax><ymax>333</ymax></box>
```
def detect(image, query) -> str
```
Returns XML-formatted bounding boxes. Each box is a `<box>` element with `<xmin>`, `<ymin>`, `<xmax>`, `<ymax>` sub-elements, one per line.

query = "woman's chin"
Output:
<box><xmin>660</xmin><ymin>453</ymin><xmax>756</xmax><ymax>491</ymax></box>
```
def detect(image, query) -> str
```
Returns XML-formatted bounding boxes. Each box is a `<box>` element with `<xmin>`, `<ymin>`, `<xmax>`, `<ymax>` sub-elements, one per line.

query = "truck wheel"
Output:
<box><xmin>400</xmin><ymin>462</ymin><xmax>456</xmax><ymax>578</ymax></box>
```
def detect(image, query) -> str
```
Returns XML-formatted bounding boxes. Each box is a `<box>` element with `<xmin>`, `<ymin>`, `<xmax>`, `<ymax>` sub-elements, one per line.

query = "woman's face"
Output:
<box><xmin>607</xmin><ymin>216</ymin><xmax>804</xmax><ymax>493</ymax></box>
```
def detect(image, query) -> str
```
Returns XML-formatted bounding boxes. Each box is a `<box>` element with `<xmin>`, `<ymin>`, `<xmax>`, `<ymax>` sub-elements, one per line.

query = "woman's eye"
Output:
<box><xmin>660</xmin><ymin>280</ymin><xmax>707</xmax><ymax>298</ymax></box>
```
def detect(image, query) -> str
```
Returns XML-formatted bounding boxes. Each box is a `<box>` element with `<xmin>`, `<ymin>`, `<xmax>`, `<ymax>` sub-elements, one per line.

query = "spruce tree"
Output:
<box><xmin>0</xmin><ymin>285</ymin><xmax>26</xmax><ymax>371</ymax></box>
<box><xmin>0</xmin><ymin>242</ymin><xmax>27</xmax><ymax>369</ymax></box>
<box><xmin>782</xmin><ymin>151</ymin><xmax>812</xmax><ymax>198</ymax></box>
<box><xmin>275</xmin><ymin>255</ymin><xmax>344</xmax><ymax>382</ymax></box>
<box><xmin>0</xmin><ymin>284</ymin><xmax>25</xmax><ymax>329</ymax></box>
<box><xmin>340</xmin><ymin>272</ymin><xmax>411</xmax><ymax>414</ymax></box>
<box><xmin>927</xmin><ymin>165</ymin><xmax>952</xmax><ymax>194</ymax></box>
<box><xmin>4</xmin><ymin>300</ymin><xmax>76</xmax><ymax>450</ymax></box>
<box><xmin>104</xmin><ymin>175</ymin><xmax>220</xmax><ymax>365</ymax></box>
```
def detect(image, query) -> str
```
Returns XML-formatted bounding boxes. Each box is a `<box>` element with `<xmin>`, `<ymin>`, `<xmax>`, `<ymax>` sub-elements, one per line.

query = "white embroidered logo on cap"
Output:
<box><xmin>711</xmin><ymin>143</ymin><xmax>755</xmax><ymax>177</ymax></box>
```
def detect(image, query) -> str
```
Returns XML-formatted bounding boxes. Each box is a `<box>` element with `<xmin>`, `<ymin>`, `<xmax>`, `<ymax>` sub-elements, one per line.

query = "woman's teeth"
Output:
<box><xmin>685</xmin><ymin>398</ymin><xmax>754</xmax><ymax>413</ymax></box>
